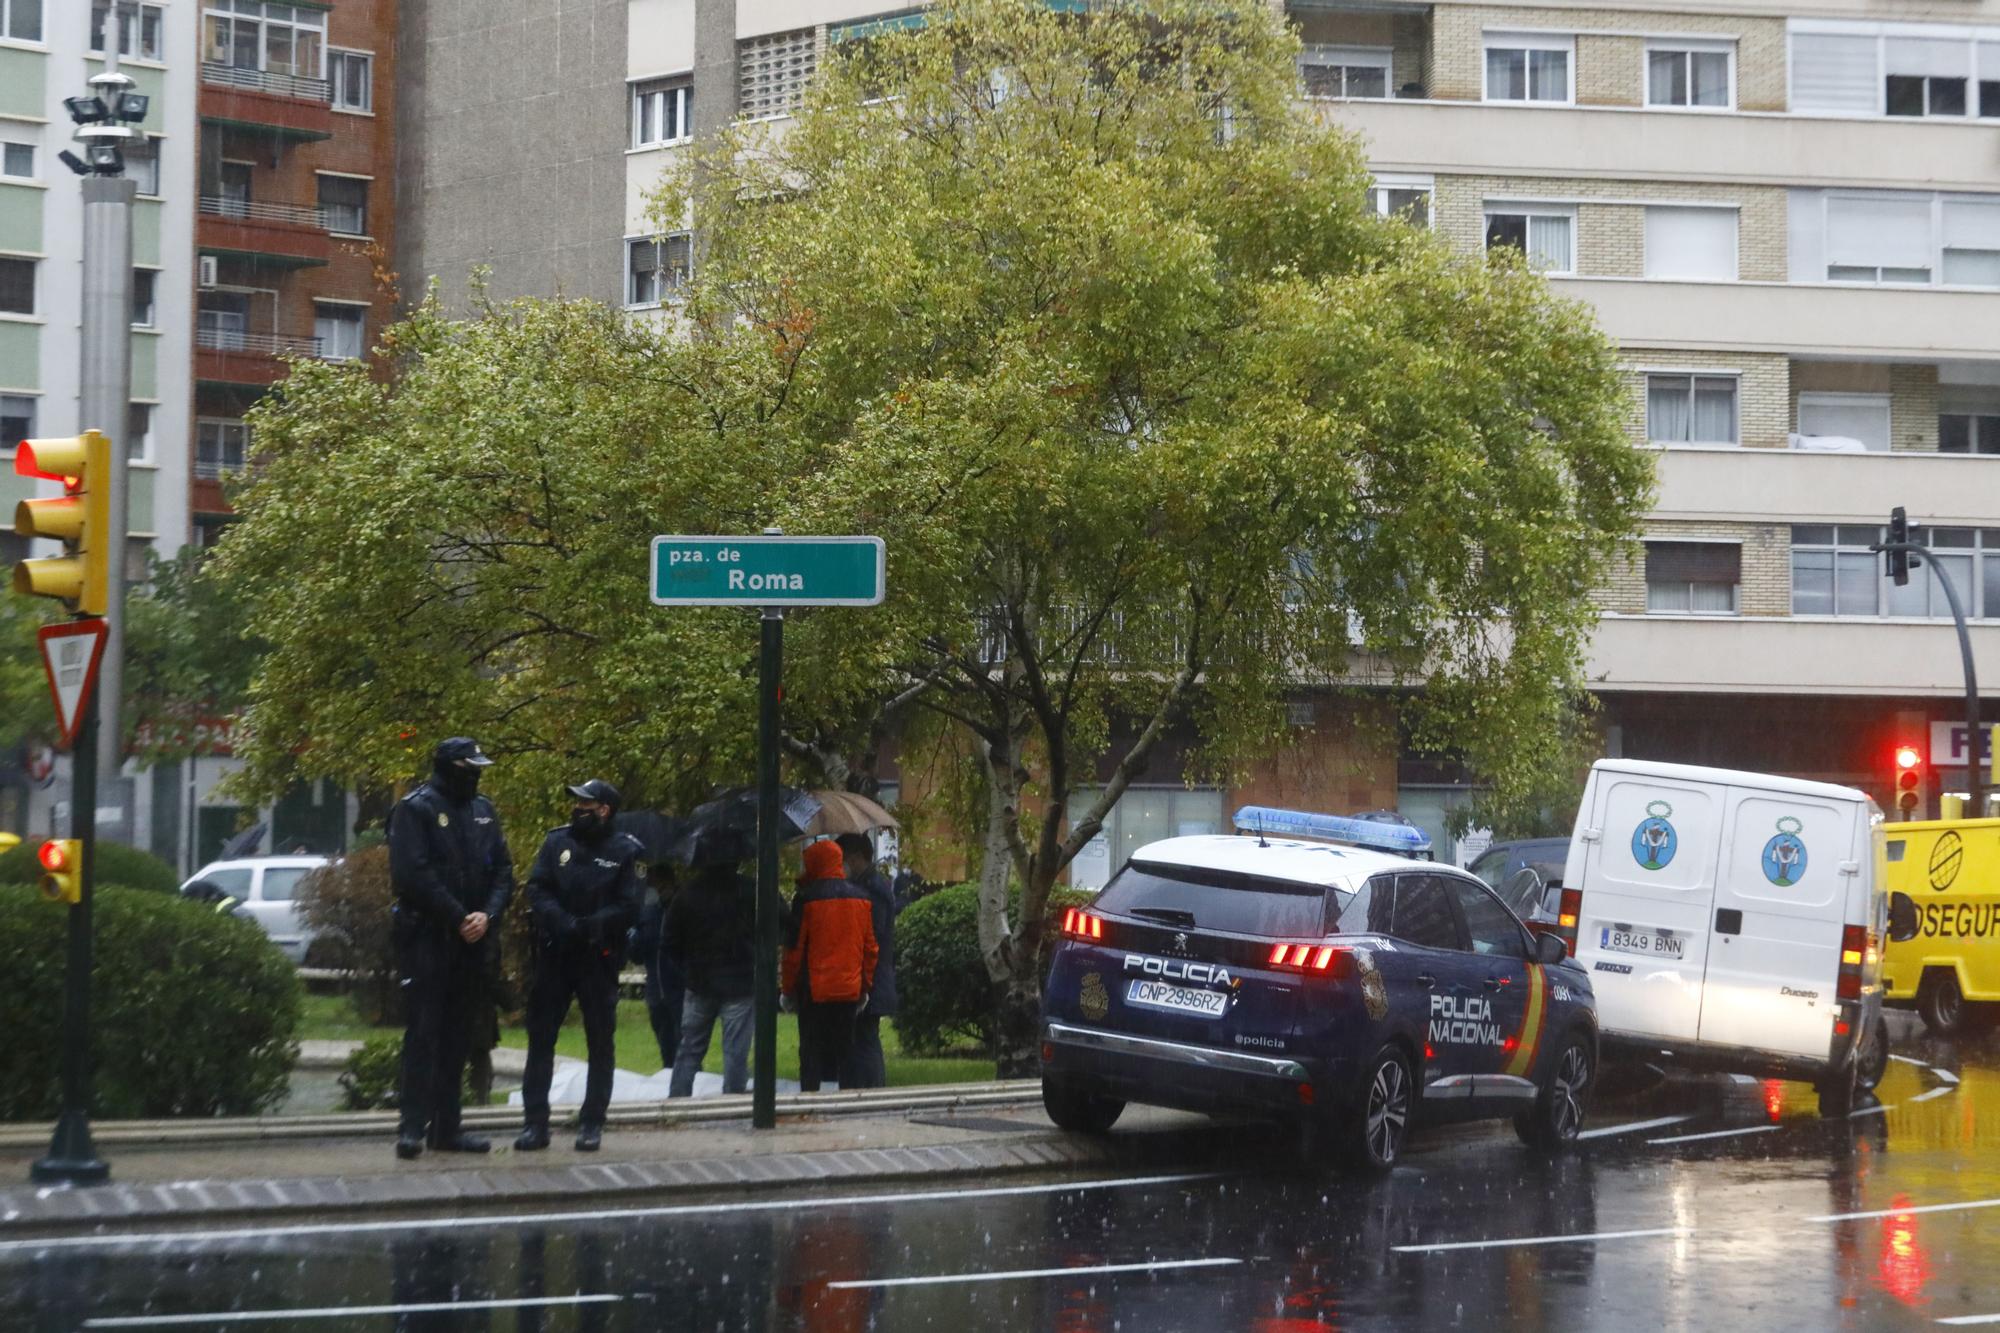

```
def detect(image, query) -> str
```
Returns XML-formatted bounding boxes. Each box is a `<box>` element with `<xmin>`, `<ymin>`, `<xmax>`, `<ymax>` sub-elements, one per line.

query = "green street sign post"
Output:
<box><xmin>651</xmin><ymin>532</ymin><xmax>884</xmax><ymax>1130</ymax></box>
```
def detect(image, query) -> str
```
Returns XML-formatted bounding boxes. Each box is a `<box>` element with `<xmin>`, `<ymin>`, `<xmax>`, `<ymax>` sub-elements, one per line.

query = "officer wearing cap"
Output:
<box><xmin>387</xmin><ymin>736</ymin><xmax>516</xmax><ymax>1161</ymax></box>
<box><xmin>516</xmin><ymin>779</ymin><xmax>645</xmax><ymax>1152</ymax></box>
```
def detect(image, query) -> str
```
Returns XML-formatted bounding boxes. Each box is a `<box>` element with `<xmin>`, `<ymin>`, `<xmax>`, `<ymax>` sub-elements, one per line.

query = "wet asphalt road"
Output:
<box><xmin>8</xmin><ymin>1020</ymin><xmax>2000</xmax><ymax>1332</ymax></box>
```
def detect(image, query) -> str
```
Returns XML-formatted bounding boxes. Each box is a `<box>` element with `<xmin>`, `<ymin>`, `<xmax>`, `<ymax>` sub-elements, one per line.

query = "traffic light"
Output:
<box><xmin>11</xmin><ymin>430</ymin><xmax>111</xmax><ymax>615</ymax></box>
<box><xmin>1886</xmin><ymin>507</ymin><xmax>1912</xmax><ymax>587</ymax></box>
<box><xmin>36</xmin><ymin>839</ymin><xmax>81</xmax><ymax>905</ymax></box>
<box><xmin>1894</xmin><ymin>744</ymin><xmax>1923</xmax><ymax>819</ymax></box>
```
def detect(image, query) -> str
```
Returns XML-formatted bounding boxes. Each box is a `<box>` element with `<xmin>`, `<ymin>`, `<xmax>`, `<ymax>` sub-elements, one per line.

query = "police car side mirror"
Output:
<box><xmin>1888</xmin><ymin>892</ymin><xmax>1919</xmax><ymax>944</ymax></box>
<box><xmin>1533</xmin><ymin>932</ymin><xmax>1568</xmax><ymax>965</ymax></box>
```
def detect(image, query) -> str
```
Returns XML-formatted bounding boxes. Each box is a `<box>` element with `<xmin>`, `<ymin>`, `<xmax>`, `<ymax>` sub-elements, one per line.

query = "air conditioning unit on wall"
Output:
<box><xmin>198</xmin><ymin>255</ymin><xmax>218</xmax><ymax>288</ymax></box>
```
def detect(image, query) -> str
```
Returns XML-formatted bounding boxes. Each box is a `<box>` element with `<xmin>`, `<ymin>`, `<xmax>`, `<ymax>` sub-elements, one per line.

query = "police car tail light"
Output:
<box><xmin>1062</xmin><ymin>908</ymin><xmax>1106</xmax><ymax>941</ymax></box>
<box><xmin>1837</xmin><ymin>923</ymin><xmax>1866</xmax><ymax>1000</ymax></box>
<box><xmin>1267</xmin><ymin>940</ymin><xmax>1350</xmax><ymax>975</ymax></box>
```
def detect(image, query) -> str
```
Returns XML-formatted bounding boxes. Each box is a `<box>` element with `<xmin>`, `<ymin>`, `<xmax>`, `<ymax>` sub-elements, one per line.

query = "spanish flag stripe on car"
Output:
<box><xmin>1503</xmin><ymin>965</ymin><xmax>1549</xmax><ymax>1079</ymax></box>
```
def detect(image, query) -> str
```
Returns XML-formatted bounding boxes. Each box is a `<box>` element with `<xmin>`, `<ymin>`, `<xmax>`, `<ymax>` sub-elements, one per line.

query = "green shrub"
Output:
<box><xmin>0</xmin><ymin>883</ymin><xmax>302</xmax><ymax>1118</ymax></box>
<box><xmin>894</xmin><ymin>882</ymin><xmax>1091</xmax><ymax>1057</ymax></box>
<box><xmin>339</xmin><ymin>1033</ymin><xmax>403</xmax><ymax>1110</ymax></box>
<box><xmin>0</xmin><ymin>840</ymin><xmax>180</xmax><ymax>896</ymax></box>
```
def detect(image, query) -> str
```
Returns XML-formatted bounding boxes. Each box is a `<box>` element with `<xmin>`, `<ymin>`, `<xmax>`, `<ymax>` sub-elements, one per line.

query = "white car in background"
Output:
<box><xmin>179</xmin><ymin>856</ymin><xmax>330</xmax><ymax>964</ymax></box>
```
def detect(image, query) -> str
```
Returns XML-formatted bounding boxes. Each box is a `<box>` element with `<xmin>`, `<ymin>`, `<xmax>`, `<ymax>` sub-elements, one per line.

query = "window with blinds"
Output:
<box><xmin>739</xmin><ymin>29</ymin><xmax>818</xmax><ymax>119</ymax></box>
<box><xmin>1645</xmin><ymin>542</ymin><xmax>1741</xmax><ymax>614</ymax></box>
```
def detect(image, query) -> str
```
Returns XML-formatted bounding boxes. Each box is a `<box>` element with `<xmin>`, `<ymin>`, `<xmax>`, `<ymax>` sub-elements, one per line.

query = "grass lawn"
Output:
<box><xmin>297</xmin><ymin>990</ymin><xmax>996</xmax><ymax>1087</ymax></box>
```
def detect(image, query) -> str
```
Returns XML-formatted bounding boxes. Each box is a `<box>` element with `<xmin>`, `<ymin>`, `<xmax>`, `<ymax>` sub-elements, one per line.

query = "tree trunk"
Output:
<box><xmin>974</xmin><ymin>747</ymin><xmax>1017</xmax><ymax>987</ymax></box>
<box><xmin>992</xmin><ymin>973</ymin><xmax>1044</xmax><ymax>1079</ymax></box>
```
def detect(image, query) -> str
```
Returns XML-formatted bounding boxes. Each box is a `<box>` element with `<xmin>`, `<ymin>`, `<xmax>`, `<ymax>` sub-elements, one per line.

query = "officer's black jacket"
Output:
<box><xmin>388</xmin><ymin>780</ymin><xmax>515</xmax><ymax>932</ymax></box>
<box><xmin>525</xmin><ymin>826</ymin><xmax>645</xmax><ymax>961</ymax></box>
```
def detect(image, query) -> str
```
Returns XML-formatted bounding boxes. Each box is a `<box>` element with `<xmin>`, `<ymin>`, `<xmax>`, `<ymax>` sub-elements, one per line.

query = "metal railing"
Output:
<box><xmin>199</xmin><ymin>195</ymin><xmax>330</xmax><ymax>229</ymax></box>
<box><xmin>195</xmin><ymin>327</ymin><xmax>322</xmax><ymax>357</ymax></box>
<box><xmin>193</xmin><ymin>458</ymin><xmax>248</xmax><ymax>481</ymax></box>
<box><xmin>200</xmin><ymin>61</ymin><xmax>332</xmax><ymax>103</ymax></box>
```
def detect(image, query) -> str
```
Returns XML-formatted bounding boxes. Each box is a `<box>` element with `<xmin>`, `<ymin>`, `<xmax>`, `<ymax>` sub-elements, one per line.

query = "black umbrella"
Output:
<box><xmin>612</xmin><ymin>810</ymin><xmax>692</xmax><ymax>864</ymax></box>
<box><xmin>217</xmin><ymin>822</ymin><xmax>267</xmax><ymax>861</ymax></box>
<box><xmin>671</xmin><ymin>786</ymin><xmax>822</xmax><ymax>867</ymax></box>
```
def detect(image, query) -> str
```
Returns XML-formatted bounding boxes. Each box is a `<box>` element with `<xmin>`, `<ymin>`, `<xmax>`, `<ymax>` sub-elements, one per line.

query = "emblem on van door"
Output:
<box><xmin>1929</xmin><ymin>830</ymin><xmax>1964</xmax><ymax>892</ymax></box>
<box><xmin>1632</xmin><ymin>800</ymin><xmax>1678</xmax><ymax>871</ymax></box>
<box><xmin>1761</xmin><ymin>816</ymin><xmax>1808</xmax><ymax>887</ymax></box>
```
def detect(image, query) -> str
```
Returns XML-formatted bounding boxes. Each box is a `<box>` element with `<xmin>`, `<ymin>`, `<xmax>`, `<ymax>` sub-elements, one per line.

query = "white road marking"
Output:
<box><xmin>1577</xmin><ymin>1115</ymin><xmax>1694</xmax><ymax>1140</ymax></box>
<box><xmin>1647</xmin><ymin>1124</ymin><xmax>1783</xmax><ymax>1146</ymax></box>
<box><xmin>1810</xmin><ymin>1197</ymin><xmax>2000</xmax><ymax>1224</ymax></box>
<box><xmin>1937</xmin><ymin>1314</ymin><xmax>2000</xmax><ymax>1326</ymax></box>
<box><xmin>1911</xmin><ymin>1085</ymin><xmax>1956</xmax><ymax>1103</ymax></box>
<box><xmin>0</xmin><ymin>1172</ymin><xmax>1226</xmax><ymax>1255</ymax></box>
<box><xmin>1933</xmin><ymin>1068</ymin><xmax>1961</xmax><ymax>1085</ymax></box>
<box><xmin>83</xmin><ymin>1295</ymin><xmax>620</xmax><ymax>1327</ymax></box>
<box><xmin>1848</xmin><ymin>1104</ymin><xmax>1895</xmax><ymax>1118</ymax></box>
<box><xmin>828</xmin><ymin>1257</ymin><xmax>1240</xmax><ymax>1290</ymax></box>
<box><xmin>1890</xmin><ymin>1054</ymin><xmax>1926</xmax><ymax>1067</ymax></box>
<box><xmin>1393</xmin><ymin>1226</ymin><xmax>1691</xmax><ymax>1255</ymax></box>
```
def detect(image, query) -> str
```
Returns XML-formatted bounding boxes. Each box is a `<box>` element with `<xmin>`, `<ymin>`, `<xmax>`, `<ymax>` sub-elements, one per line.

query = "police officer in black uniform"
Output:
<box><xmin>516</xmin><ymin>779</ymin><xmax>645</xmax><ymax>1153</ymax></box>
<box><xmin>388</xmin><ymin>736</ymin><xmax>516</xmax><ymax>1161</ymax></box>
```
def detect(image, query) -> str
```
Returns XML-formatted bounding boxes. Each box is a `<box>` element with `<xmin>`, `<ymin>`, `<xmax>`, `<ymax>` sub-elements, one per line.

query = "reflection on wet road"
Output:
<box><xmin>10</xmin><ymin>1025</ymin><xmax>2000</xmax><ymax>1331</ymax></box>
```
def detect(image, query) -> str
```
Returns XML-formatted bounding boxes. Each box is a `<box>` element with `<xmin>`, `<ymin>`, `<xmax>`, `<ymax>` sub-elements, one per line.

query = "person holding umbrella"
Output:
<box><xmin>387</xmin><ymin>737</ymin><xmax>515</xmax><ymax>1161</ymax></box>
<box><xmin>515</xmin><ymin>779</ymin><xmax>646</xmax><ymax>1152</ymax></box>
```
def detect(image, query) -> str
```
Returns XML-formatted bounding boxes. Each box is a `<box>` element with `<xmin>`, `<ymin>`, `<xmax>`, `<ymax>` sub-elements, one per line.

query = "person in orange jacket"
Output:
<box><xmin>783</xmin><ymin>839</ymin><xmax>879</xmax><ymax>1092</ymax></box>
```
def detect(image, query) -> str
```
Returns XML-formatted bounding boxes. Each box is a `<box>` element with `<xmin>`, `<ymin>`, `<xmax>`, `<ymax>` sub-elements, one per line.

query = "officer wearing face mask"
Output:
<box><xmin>516</xmin><ymin>779</ymin><xmax>645</xmax><ymax>1152</ymax></box>
<box><xmin>388</xmin><ymin>737</ymin><xmax>515</xmax><ymax>1161</ymax></box>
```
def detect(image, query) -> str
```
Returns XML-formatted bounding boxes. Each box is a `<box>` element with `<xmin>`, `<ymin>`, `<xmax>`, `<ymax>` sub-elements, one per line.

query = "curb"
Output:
<box><xmin>0</xmin><ymin>1128</ymin><xmax>1146</xmax><ymax>1239</ymax></box>
<box><xmin>0</xmin><ymin>1081</ymin><xmax>1046</xmax><ymax>1151</ymax></box>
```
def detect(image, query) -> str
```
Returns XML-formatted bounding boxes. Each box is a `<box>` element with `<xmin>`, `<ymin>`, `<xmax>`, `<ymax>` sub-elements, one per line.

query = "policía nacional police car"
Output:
<box><xmin>1041</xmin><ymin>807</ymin><xmax>1598</xmax><ymax>1170</ymax></box>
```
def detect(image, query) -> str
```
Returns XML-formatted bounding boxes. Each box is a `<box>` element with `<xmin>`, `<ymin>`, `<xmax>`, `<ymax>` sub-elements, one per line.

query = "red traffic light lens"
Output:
<box><xmin>1894</xmin><ymin>745</ymin><xmax>1921</xmax><ymax>771</ymax></box>
<box><xmin>37</xmin><ymin>841</ymin><xmax>68</xmax><ymax>873</ymax></box>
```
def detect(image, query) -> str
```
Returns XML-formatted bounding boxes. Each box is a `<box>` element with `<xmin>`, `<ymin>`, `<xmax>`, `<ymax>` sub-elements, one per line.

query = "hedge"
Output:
<box><xmin>894</xmin><ymin>882</ymin><xmax>1091</xmax><ymax>1057</ymax></box>
<box><xmin>0</xmin><ymin>884</ymin><xmax>302</xmax><ymax>1119</ymax></box>
<box><xmin>0</xmin><ymin>840</ymin><xmax>181</xmax><ymax>897</ymax></box>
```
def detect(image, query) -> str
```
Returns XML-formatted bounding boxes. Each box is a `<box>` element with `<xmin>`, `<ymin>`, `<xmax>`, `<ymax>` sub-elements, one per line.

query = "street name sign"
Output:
<box><xmin>650</xmin><ymin>535</ymin><xmax>885</xmax><ymax>607</ymax></box>
<box><xmin>38</xmin><ymin>620</ymin><xmax>108</xmax><ymax>749</ymax></box>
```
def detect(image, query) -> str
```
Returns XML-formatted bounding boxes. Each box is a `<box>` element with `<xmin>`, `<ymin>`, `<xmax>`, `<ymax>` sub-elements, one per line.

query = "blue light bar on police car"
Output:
<box><xmin>1231</xmin><ymin>805</ymin><xmax>1432</xmax><ymax>858</ymax></box>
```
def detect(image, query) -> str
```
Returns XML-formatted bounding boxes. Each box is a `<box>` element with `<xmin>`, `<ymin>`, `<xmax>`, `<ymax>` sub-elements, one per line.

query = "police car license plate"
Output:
<box><xmin>1125</xmin><ymin>978</ymin><xmax>1228</xmax><ymax>1018</ymax></box>
<box><xmin>1601</xmin><ymin>925</ymin><xmax>1684</xmax><ymax>960</ymax></box>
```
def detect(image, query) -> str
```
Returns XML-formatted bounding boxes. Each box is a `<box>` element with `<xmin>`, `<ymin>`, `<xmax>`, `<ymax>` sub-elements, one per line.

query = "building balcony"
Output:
<box><xmin>1317</xmin><ymin>98</ymin><xmax>1998</xmax><ymax>195</ymax></box>
<box><xmin>1552</xmin><ymin>278</ymin><xmax>2000</xmax><ymax>363</ymax></box>
<box><xmin>193</xmin><ymin>328</ymin><xmax>322</xmax><ymax>387</ymax></box>
<box><xmin>198</xmin><ymin>62</ymin><xmax>332</xmax><ymax>141</ymax></box>
<box><xmin>1589</xmin><ymin>614</ymin><xmax>2000</xmax><ymax>698</ymax></box>
<box><xmin>197</xmin><ymin>197</ymin><xmax>332</xmax><ymax>267</ymax></box>
<box><xmin>1646</xmin><ymin>446</ymin><xmax>2000</xmax><ymax>529</ymax></box>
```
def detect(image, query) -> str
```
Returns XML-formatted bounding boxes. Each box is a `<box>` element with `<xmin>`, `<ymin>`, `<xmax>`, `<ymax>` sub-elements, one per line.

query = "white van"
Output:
<box><xmin>180</xmin><ymin>856</ymin><xmax>329</xmax><ymax>964</ymax></box>
<box><xmin>1563</xmin><ymin>760</ymin><xmax>1887</xmax><ymax>1114</ymax></box>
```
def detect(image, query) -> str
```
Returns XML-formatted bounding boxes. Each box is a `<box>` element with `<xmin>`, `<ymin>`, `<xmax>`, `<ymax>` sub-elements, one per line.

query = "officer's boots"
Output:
<box><xmin>575</xmin><ymin>1123</ymin><xmax>603</xmax><ymax>1152</ymax></box>
<box><xmin>514</xmin><ymin>1124</ymin><xmax>551</xmax><ymax>1152</ymax></box>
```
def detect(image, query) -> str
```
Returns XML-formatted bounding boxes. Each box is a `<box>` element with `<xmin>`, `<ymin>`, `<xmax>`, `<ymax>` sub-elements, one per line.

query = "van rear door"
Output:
<box><xmin>1696</xmin><ymin>789</ymin><xmax>1853</xmax><ymax>1059</ymax></box>
<box><xmin>1572</xmin><ymin>769</ymin><xmax>1723</xmax><ymax>1043</ymax></box>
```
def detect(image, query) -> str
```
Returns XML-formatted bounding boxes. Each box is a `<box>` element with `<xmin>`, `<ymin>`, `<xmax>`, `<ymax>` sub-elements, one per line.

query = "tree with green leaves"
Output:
<box><xmin>659</xmin><ymin>0</ymin><xmax>1652</xmax><ymax>1070</ymax></box>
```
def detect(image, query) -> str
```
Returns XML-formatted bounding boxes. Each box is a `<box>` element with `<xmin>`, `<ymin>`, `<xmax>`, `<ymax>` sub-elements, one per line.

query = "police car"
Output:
<box><xmin>1041</xmin><ymin>807</ymin><xmax>1597</xmax><ymax>1170</ymax></box>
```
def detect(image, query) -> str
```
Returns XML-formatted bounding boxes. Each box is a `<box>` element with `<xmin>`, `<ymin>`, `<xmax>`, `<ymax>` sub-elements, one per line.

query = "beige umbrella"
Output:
<box><xmin>804</xmin><ymin>790</ymin><xmax>901</xmax><ymax>837</ymax></box>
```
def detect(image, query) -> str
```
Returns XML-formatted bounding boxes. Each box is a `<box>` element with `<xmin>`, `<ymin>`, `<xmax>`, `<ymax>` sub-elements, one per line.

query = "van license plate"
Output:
<box><xmin>1601</xmin><ymin>926</ymin><xmax>1684</xmax><ymax>960</ymax></box>
<box><xmin>1125</xmin><ymin>979</ymin><xmax>1228</xmax><ymax>1018</ymax></box>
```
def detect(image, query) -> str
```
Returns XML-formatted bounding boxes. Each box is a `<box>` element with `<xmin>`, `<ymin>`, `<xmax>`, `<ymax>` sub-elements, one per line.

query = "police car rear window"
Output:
<box><xmin>1098</xmin><ymin>861</ymin><xmax>1343</xmax><ymax>938</ymax></box>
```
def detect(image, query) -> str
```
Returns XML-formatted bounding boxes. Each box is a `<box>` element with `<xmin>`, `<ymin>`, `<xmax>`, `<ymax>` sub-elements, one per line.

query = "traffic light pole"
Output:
<box><xmin>753</xmin><ymin>607</ymin><xmax>782</xmax><ymax>1130</ymax></box>
<box><xmin>32</xmin><ymin>656</ymin><xmax>107</xmax><ymax>1185</ymax></box>
<box><xmin>78</xmin><ymin>175</ymin><xmax>134</xmax><ymax>818</ymax></box>
<box><xmin>1878</xmin><ymin>539</ymin><xmax>1986</xmax><ymax>816</ymax></box>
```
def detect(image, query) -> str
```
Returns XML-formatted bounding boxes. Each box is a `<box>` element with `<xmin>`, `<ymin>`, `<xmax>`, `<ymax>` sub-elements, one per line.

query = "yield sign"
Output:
<box><xmin>38</xmin><ymin>620</ymin><xmax>108</xmax><ymax>750</ymax></box>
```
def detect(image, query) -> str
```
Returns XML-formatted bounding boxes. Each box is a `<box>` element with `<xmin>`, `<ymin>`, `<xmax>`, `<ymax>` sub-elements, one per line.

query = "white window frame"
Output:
<box><xmin>329</xmin><ymin>48</ymin><xmax>373</xmax><ymax>114</ymax></box>
<box><xmin>195</xmin><ymin>417</ymin><xmax>250</xmax><ymax>479</ymax></box>
<box><xmin>1643</xmin><ymin>39</ymin><xmax>1736</xmax><ymax>111</ymax></box>
<box><xmin>202</xmin><ymin>1</ymin><xmax>327</xmax><ymax>79</ymax></box>
<box><xmin>0</xmin><ymin>392</ymin><xmax>36</xmax><ymax>453</ymax></box>
<box><xmin>1797</xmin><ymin>391</ymin><xmax>1892</xmax><ymax>451</ymax></box>
<box><xmin>1787</xmin><ymin>22</ymin><xmax>2000</xmax><ymax>119</ymax></box>
<box><xmin>626</xmin><ymin>233</ymin><xmax>693</xmax><ymax>308</ymax></box>
<box><xmin>0</xmin><ymin>139</ymin><xmax>33</xmax><ymax>181</ymax></box>
<box><xmin>1643</xmin><ymin>204</ymin><xmax>1740</xmax><ymax>281</ymax></box>
<box><xmin>1482</xmin><ymin>32</ymin><xmax>1575</xmax><ymax>105</ymax></box>
<box><xmin>631</xmin><ymin>75</ymin><xmax>693</xmax><ymax>149</ymax></box>
<box><xmin>126</xmin><ymin>401</ymin><xmax>156</xmax><ymax>465</ymax></box>
<box><xmin>91</xmin><ymin>1</ymin><xmax>165</xmax><ymax>61</ymax></box>
<box><xmin>0</xmin><ymin>0</ymin><xmax>41</xmax><ymax>45</ymax></box>
<box><xmin>1643</xmin><ymin>539</ymin><xmax>1742</xmax><ymax>616</ymax></box>
<box><xmin>314</xmin><ymin>171</ymin><xmax>371</xmax><ymax>238</ymax></box>
<box><xmin>131</xmin><ymin>266</ymin><xmax>157</xmax><ymax>328</ymax></box>
<box><xmin>1483</xmin><ymin>204</ymin><xmax>1577</xmax><ymax>275</ymax></box>
<box><xmin>1644</xmin><ymin>371</ymin><xmax>1741</xmax><ymax>445</ymax></box>
<box><xmin>1299</xmin><ymin>45</ymin><xmax>1393</xmax><ymax>101</ymax></box>
<box><xmin>1813</xmin><ymin>190</ymin><xmax>2000</xmax><ymax>290</ymax></box>
<box><xmin>0</xmin><ymin>252</ymin><xmax>35</xmax><ymax>318</ymax></box>
<box><xmin>312</xmin><ymin>299</ymin><xmax>367</xmax><ymax>361</ymax></box>
<box><xmin>1368</xmin><ymin>173</ymin><xmax>1434</xmax><ymax>227</ymax></box>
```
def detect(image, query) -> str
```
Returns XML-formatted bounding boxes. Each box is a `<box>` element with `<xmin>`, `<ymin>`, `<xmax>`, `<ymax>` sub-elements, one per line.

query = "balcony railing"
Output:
<box><xmin>195</xmin><ymin>328</ymin><xmax>322</xmax><ymax>357</ymax></box>
<box><xmin>199</xmin><ymin>196</ymin><xmax>329</xmax><ymax>229</ymax></box>
<box><xmin>194</xmin><ymin>458</ymin><xmax>248</xmax><ymax>481</ymax></box>
<box><xmin>200</xmin><ymin>61</ymin><xmax>331</xmax><ymax>103</ymax></box>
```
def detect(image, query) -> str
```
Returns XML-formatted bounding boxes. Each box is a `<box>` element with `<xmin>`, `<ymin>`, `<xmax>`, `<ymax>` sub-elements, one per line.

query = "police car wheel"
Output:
<box><xmin>1041</xmin><ymin>1076</ymin><xmax>1124</xmax><ymax>1135</ymax></box>
<box><xmin>1341</xmin><ymin>1047</ymin><xmax>1414</xmax><ymax>1172</ymax></box>
<box><xmin>1918</xmin><ymin>972</ymin><xmax>1966</xmax><ymax>1037</ymax></box>
<box><xmin>1515</xmin><ymin>1036</ymin><xmax>1592</xmax><ymax>1151</ymax></box>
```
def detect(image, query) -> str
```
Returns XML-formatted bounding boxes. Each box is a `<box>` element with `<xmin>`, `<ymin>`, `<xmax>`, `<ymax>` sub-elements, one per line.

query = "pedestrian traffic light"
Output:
<box><xmin>1886</xmin><ymin>507</ymin><xmax>1912</xmax><ymax>587</ymax></box>
<box><xmin>1894</xmin><ymin>744</ymin><xmax>1923</xmax><ymax>818</ymax></box>
<box><xmin>36</xmin><ymin>839</ymin><xmax>81</xmax><ymax>905</ymax></box>
<box><xmin>11</xmin><ymin>430</ymin><xmax>111</xmax><ymax>615</ymax></box>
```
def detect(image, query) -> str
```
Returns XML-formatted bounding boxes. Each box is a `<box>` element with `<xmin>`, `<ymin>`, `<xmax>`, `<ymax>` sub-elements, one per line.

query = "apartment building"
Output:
<box><xmin>409</xmin><ymin>0</ymin><xmax>2000</xmax><ymax>864</ymax></box>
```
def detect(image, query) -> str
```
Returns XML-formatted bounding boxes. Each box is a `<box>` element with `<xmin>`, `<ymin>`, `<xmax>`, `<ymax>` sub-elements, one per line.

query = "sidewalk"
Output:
<box><xmin>0</xmin><ymin>1085</ymin><xmax>1218</xmax><ymax>1238</ymax></box>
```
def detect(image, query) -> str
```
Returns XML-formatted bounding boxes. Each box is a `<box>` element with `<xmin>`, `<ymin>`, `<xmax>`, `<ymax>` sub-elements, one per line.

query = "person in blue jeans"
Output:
<box><xmin>664</xmin><ymin>861</ymin><xmax>756</xmax><ymax>1095</ymax></box>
